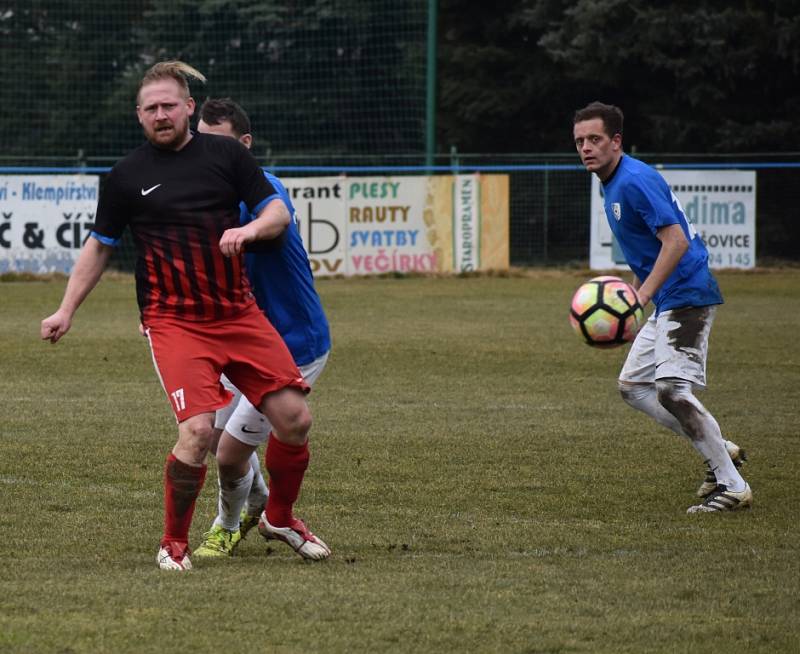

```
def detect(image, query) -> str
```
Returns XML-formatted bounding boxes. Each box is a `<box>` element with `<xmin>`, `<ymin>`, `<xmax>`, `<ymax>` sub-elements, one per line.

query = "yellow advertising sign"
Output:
<box><xmin>285</xmin><ymin>174</ymin><xmax>509</xmax><ymax>276</ymax></box>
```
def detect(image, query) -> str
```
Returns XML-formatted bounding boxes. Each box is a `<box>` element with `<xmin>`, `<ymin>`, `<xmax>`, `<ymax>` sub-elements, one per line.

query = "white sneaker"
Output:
<box><xmin>157</xmin><ymin>542</ymin><xmax>193</xmax><ymax>570</ymax></box>
<box><xmin>687</xmin><ymin>483</ymin><xmax>753</xmax><ymax>514</ymax></box>
<box><xmin>257</xmin><ymin>513</ymin><xmax>331</xmax><ymax>560</ymax></box>
<box><xmin>696</xmin><ymin>440</ymin><xmax>748</xmax><ymax>498</ymax></box>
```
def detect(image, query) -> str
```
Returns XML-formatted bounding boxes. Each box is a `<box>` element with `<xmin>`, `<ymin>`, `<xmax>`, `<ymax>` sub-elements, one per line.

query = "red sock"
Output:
<box><xmin>265</xmin><ymin>434</ymin><xmax>309</xmax><ymax>527</ymax></box>
<box><xmin>161</xmin><ymin>453</ymin><xmax>207</xmax><ymax>547</ymax></box>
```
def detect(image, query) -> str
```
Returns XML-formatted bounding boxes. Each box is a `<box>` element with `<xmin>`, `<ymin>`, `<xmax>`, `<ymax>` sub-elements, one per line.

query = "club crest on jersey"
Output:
<box><xmin>612</xmin><ymin>203</ymin><xmax>621</xmax><ymax>221</ymax></box>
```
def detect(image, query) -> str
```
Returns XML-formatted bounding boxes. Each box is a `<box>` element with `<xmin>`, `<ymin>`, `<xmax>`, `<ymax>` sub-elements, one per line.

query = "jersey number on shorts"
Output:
<box><xmin>170</xmin><ymin>388</ymin><xmax>186</xmax><ymax>412</ymax></box>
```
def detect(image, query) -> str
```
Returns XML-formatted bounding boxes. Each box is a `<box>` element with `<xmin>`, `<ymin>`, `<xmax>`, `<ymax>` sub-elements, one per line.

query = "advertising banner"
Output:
<box><xmin>452</xmin><ymin>174</ymin><xmax>481</xmax><ymax>272</ymax></box>
<box><xmin>0</xmin><ymin>175</ymin><xmax>99</xmax><ymax>274</ymax></box>
<box><xmin>283</xmin><ymin>174</ymin><xmax>508</xmax><ymax>277</ymax></box>
<box><xmin>590</xmin><ymin>169</ymin><xmax>756</xmax><ymax>270</ymax></box>
<box><xmin>0</xmin><ymin>174</ymin><xmax>509</xmax><ymax>277</ymax></box>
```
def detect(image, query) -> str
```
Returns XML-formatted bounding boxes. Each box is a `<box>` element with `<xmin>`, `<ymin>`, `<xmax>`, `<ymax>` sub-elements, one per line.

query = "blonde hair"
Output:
<box><xmin>138</xmin><ymin>61</ymin><xmax>206</xmax><ymax>103</ymax></box>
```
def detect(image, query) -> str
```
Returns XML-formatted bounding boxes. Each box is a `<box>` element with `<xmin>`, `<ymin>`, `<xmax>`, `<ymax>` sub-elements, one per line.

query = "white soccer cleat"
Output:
<box><xmin>687</xmin><ymin>483</ymin><xmax>753</xmax><ymax>514</ymax></box>
<box><xmin>696</xmin><ymin>440</ymin><xmax>748</xmax><ymax>498</ymax></box>
<box><xmin>257</xmin><ymin>513</ymin><xmax>331</xmax><ymax>560</ymax></box>
<box><xmin>157</xmin><ymin>542</ymin><xmax>193</xmax><ymax>571</ymax></box>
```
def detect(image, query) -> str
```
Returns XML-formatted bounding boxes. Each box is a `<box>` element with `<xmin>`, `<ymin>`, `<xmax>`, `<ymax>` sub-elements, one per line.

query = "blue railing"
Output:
<box><xmin>2</xmin><ymin>162</ymin><xmax>800</xmax><ymax>174</ymax></box>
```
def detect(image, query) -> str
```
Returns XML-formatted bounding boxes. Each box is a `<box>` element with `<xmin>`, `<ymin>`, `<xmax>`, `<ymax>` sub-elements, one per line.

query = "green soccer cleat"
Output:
<box><xmin>239</xmin><ymin>509</ymin><xmax>262</xmax><ymax>539</ymax></box>
<box><xmin>696</xmin><ymin>440</ymin><xmax>748</xmax><ymax>498</ymax></box>
<box><xmin>194</xmin><ymin>524</ymin><xmax>242</xmax><ymax>558</ymax></box>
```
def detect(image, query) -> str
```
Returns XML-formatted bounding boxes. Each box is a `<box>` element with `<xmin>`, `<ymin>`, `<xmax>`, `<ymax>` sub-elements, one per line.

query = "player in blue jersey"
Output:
<box><xmin>573</xmin><ymin>101</ymin><xmax>751</xmax><ymax>513</ymax></box>
<box><xmin>193</xmin><ymin>98</ymin><xmax>332</xmax><ymax>558</ymax></box>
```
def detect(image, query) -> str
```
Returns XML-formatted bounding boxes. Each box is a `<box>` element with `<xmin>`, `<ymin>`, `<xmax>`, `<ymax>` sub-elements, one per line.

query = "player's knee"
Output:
<box><xmin>287</xmin><ymin>404</ymin><xmax>312</xmax><ymax>438</ymax></box>
<box><xmin>177</xmin><ymin>417</ymin><xmax>217</xmax><ymax>462</ymax></box>
<box><xmin>261</xmin><ymin>390</ymin><xmax>312</xmax><ymax>442</ymax></box>
<box><xmin>618</xmin><ymin>380</ymin><xmax>650</xmax><ymax>406</ymax></box>
<box><xmin>656</xmin><ymin>379</ymin><xmax>710</xmax><ymax>441</ymax></box>
<box><xmin>619</xmin><ymin>382</ymin><xmax>635</xmax><ymax>406</ymax></box>
<box><xmin>278</xmin><ymin>408</ymin><xmax>311</xmax><ymax>446</ymax></box>
<box><xmin>655</xmin><ymin>379</ymin><xmax>691</xmax><ymax>415</ymax></box>
<box><xmin>185</xmin><ymin>420</ymin><xmax>217</xmax><ymax>443</ymax></box>
<box><xmin>267</xmin><ymin>405</ymin><xmax>312</xmax><ymax>446</ymax></box>
<box><xmin>218</xmin><ymin>460</ymin><xmax>251</xmax><ymax>482</ymax></box>
<box><xmin>216</xmin><ymin>434</ymin><xmax>251</xmax><ymax>471</ymax></box>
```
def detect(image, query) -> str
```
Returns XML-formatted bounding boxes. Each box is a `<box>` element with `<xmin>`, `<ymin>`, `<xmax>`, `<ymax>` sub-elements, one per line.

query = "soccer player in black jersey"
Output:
<box><xmin>41</xmin><ymin>61</ymin><xmax>330</xmax><ymax>570</ymax></box>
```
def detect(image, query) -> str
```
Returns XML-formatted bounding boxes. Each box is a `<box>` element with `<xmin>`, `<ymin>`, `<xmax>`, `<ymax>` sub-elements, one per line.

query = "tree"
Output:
<box><xmin>0</xmin><ymin>0</ymin><xmax>150</xmax><ymax>162</ymax></box>
<box><xmin>437</xmin><ymin>0</ymin><xmax>800</xmax><ymax>153</ymax></box>
<box><xmin>128</xmin><ymin>0</ymin><xmax>428</xmax><ymax>158</ymax></box>
<box><xmin>0</xmin><ymin>0</ymin><xmax>429</xmax><ymax>163</ymax></box>
<box><xmin>3</xmin><ymin>0</ymin><xmax>799</xmax><ymax>161</ymax></box>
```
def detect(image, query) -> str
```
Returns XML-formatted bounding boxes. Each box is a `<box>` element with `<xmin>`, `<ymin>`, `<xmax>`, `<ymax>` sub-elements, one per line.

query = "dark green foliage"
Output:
<box><xmin>0</xmin><ymin>0</ymin><xmax>427</xmax><ymax>163</ymax></box>
<box><xmin>0</xmin><ymin>0</ymin><xmax>150</xmax><ymax>161</ymax></box>
<box><xmin>1</xmin><ymin>1</ymin><xmax>797</xmax><ymax>163</ymax></box>
<box><xmin>438</xmin><ymin>0</ymin><xmax>800</xmax><ymax>152</ymax></box>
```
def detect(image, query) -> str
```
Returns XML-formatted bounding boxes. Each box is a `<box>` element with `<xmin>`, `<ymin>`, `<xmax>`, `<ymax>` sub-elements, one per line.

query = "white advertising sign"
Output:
<box><xmin>285</xmin><ymin>176</ymin><xmax>438</xmax><ymax>277</ymax></box>
<box><xmin>590</xmin><ymin>169</ymin><xmax>756</xmax><ymax>270</ymax></box>
<box><xmin>452</xmin><ymin>174</ymin><xmax>480</xmax><ymax>272</ymax></box>
<box><xmin>283</xmin><ymin>177</ymin><xmax>348</xmax><ymax>276</ymax></box>
<box><xmin>0</xmin><ymin>175</ymin><xmax>99</xmax><ymax>274</ymax></box>
<box><xmin>1</xmin><ymin>174</ymin><xmax>508</xmax><ymax>278</ymax></box>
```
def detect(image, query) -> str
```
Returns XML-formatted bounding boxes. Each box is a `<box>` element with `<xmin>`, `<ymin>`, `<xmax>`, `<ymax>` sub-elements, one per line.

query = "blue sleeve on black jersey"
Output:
<box><xmin>91</xmin><ymin>165</ymin><xmax>130</xmax><ymax>242</ymax></box>
<box><xmin>90</xmin><ymin>231</ymin><xmax>120</xmax><ymax>247</ymax></box>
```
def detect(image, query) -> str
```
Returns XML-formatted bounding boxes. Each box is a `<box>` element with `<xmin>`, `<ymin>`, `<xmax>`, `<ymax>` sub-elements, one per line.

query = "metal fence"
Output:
<box><xmin>268</xmin><ymin>152</ymin><xmax>800</xmax><ymax>266</ymax></box>
<box><xmin>442</xmin><ymin>152</ymin><xmax>800</xmax><ymax>266</ymax></box>
<box><xmin>2</xmin><ymin>153</ymin><xmax>797</xmax><ymax>270</ymax></box>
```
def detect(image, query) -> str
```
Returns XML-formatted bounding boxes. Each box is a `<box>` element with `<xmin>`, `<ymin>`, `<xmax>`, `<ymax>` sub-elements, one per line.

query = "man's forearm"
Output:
<box><xmin>247</xmin><ymin>198</ymin><xmax>290</xmax><ymax>241</ymax></box>
<box><xmin>638</xmin><ymin>225</ymin><xmax>688</xmax><ymax>304</ymax></box>
<box><xmin>60</xmin><ymin>237</ymin><xmax>112</xmax><ymax>316</ymax></box>
<box><xmin>219</xmin><ymin>198</ymin><xmax>291</xmax><ymax>257</ymax></box>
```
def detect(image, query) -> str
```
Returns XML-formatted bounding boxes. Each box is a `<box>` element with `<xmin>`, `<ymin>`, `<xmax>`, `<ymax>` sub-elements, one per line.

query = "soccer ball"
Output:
<box><xmin>569</xmin><ymin>276</ymin><xmax>645</xmax><ymax>348</ymax></box>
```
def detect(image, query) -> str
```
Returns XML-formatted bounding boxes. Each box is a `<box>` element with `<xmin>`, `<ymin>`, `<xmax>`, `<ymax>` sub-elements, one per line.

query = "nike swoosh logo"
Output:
<box><xmin>241</xmin><ymin>426</ymin><xmax>261</xmax><ymax>434</ymax></box>
<box><xmin>141</xmin><ymin>184</ymin><xmax>161</xmax><ymax>196</ymax></box>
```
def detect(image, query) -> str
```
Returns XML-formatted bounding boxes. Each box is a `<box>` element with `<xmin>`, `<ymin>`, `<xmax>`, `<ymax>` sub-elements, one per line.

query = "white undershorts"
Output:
<box><xmin>619</xmin><ymin>305</ymin><xmax>717</xmax><ymax>389</ymax></box>
<box><xmin>215</xmin><ymin>351</ymin><xmax>329</xmax><ymax>446</ymax></box>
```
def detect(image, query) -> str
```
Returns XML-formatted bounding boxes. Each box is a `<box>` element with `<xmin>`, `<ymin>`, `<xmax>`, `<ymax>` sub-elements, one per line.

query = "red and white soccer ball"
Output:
<box><xmin>569</xmin><ymin>276</ymin><xmax>645</xmax><ymax>348</ymax></box>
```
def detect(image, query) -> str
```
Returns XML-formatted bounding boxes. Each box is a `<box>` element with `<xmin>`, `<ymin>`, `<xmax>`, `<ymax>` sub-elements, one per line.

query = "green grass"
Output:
<box><xmin>1</xmin><ymin>270</ymin><xmax>798</xmax><ymax>653</ymax></box>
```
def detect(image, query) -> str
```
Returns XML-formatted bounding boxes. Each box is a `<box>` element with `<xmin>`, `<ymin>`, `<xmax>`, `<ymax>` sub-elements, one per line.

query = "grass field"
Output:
<box><xmin>1</xmin><ymin>270</ymin><xmax>798</xmax><ymax>653</ymax></box>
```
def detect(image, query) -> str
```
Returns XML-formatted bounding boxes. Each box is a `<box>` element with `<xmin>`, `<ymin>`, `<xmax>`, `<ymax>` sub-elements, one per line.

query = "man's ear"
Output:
<box><xmin>239</xmin><ymin>133</ymin><xmax>253</xmax><ymax>149</ymax></box>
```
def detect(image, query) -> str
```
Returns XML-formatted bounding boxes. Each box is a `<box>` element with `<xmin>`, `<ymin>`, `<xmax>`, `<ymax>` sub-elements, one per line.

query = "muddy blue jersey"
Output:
<box><xmin>601</xmin><ymin>155</ymin><xmax>723</xmax><ymax>313</ymax></box>
<box><xmin>241</xmin><ymin>172</ymin><xmax>330</xmax><ymax>365</ymax></box>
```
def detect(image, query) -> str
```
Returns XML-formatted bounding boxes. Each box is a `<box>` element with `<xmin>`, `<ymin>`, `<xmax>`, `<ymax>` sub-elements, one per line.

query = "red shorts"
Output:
<box><xmin>144</xmin><ymin>303</ymin><xmax>309</xmax><ymax>422</ymax></box>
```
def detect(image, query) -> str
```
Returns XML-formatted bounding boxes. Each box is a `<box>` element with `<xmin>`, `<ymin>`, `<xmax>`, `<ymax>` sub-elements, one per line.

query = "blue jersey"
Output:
<box><xmin>601</xmin><ymin>155</ymin><xmax>723</xmax><ymax>313</ymax></box>
<box><xmin>241</xmin><ymin>172</ymin><xmax>330</xmax><ymax>365</ymax></box>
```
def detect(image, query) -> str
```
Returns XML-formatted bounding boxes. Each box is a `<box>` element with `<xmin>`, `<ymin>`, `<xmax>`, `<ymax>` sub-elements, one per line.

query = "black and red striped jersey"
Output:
<box><xmin>92</xmin><ymin>133</ymin><xmax>278</xmax><ymax>322</ymax></box>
